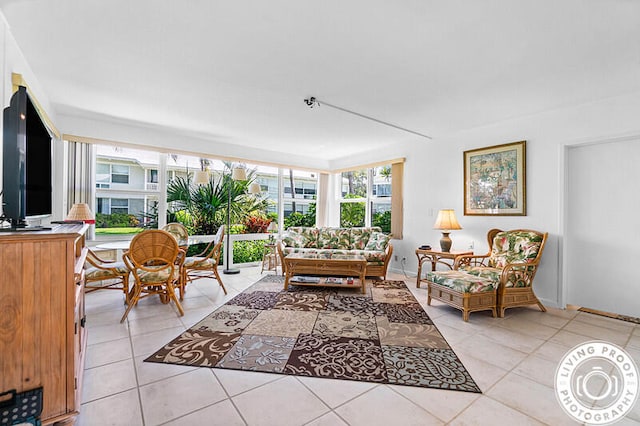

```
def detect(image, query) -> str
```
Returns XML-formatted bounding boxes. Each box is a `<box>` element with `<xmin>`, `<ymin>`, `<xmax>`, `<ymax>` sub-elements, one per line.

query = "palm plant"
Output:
<box><xmin>167</xmin><ymin>165</ymin><xmax>268</xmax><ymax>235</ymax></box>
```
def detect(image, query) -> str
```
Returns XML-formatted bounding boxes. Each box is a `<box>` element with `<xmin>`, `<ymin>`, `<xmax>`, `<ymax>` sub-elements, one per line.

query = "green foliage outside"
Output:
<box><xmin>232</xmin><ymin>240</ymin><xmax>266</xmax><ymax>263</ymax></box>
<box><xmin>95</xmin><ymin>227</ymin><xmax>144</xmax><ymax>235</ymax></box>
<box><xmin>95</xmin><ymin>212</ymin><xmax>140</xmax><ymax>228</ymax></box>
<box><xmin>186</xmin><ymin>239</ymin><xmax>266</xmax><ymax>264</ymax></box>
<box><xmin>340</xmin><ymin>201</ymin><xmax>365</xmax><ymax>227</ymax></box>
<box><xmin>166</xmin><ymin>163</ymin><xmax>269</xmax><ymax>235</ymax></box>
<box><xmin>284</xmin><ymin>203</ymin><xmax>316</xmax><ymax>228</ymax></box>
<box><xmin>372</xmin><ymin>210</ymin><xmax>391</xmax><ymax>233</ymax></box>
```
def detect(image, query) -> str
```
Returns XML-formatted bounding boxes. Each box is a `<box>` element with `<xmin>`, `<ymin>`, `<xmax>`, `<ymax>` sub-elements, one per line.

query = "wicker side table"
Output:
<box><xmin>261</xmin><ymin>243</ymin><xmax>280</xmax><ymax>274</ymax></box>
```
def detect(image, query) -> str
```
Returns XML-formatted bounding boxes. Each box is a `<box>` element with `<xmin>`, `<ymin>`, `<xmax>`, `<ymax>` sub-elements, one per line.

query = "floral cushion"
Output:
<box><xmin>136</xmin><ymin>265</ymin><xmax>180</xmax><ymax>284</ymax></box>
<box><xmin>281</xmin><ymin>230</ymin><xmax>307</xmax><ymax>248</ymax></box>
<box><xmin>184</xmin><ymin>257</ymin><xmax>217</xmax><ymax>268</ymax></box>
<box><xmin>489</xmin><ymin>231</ymin><xmax>543</xmax><ymax>268</ymax></box>
<box><xmin>85</xmin><ymin>261</ymin><xmax>129</xmax><ymax>280</ymax></box>
<box><xmin>281</xmin><ymin>247</ymin><xmax>384</xmax><ymax>264</ymax></box>
<box><xmin>365</xmin><ymin>232</ymin><xmax>390</xmax><ymax>251</ymax></box>
<box><xmin>288</xmin><ymin>227</ymin><xmax>319</xmax><ymax>248</ymax></box>
<box><xmin>282</xmin><ymin>247</ymin><xmax>318</xmax><ymax>256</ymax></box>
<box><xmin>459</xmin><ymin>265</ymin><xmax>502</xmax><ymax>282</ymax></box>
<box><xmin>350</xmin><ymin>227</ymin><xmax>378</xmax><ymax>250</ymax></box>
<box><xmin>426</xmin><ymin>270</ymin><xmax>497</xmax><ymax>293</ymax></box>
<box><xmin>318</xmin><ymin>227</ymin><xmax>352</xmax><ymax>249</ymax></box>
<box><xmin>347</xmin><ymin>250</ymin><xmax>386</xmax><ymax>264</ymax></box>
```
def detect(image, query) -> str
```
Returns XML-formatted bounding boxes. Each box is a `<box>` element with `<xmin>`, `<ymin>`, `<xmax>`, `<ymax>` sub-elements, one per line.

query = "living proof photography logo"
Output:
<box><xmin>555</xmin><ymin>341</ymin><xmax>638</xmax><ymax>425</ymax></box>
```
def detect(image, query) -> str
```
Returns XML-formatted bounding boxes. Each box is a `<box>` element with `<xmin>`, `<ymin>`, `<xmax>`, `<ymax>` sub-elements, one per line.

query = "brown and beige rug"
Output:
<box><xmin>146</xmin><ymin>275</ymin><xmax>481</xmax><ymax>393</ymax></box>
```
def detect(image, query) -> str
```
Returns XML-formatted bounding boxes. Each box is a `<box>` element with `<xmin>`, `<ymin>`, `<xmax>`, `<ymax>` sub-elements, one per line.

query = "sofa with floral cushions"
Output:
<box><xmin>277</xmin><ymin>226</ymin><xmax>393</xmax><ymax>279</ymax></box>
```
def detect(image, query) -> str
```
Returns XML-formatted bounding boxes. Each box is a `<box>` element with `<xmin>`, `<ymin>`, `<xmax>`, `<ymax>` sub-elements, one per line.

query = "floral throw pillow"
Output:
<box><xmin>282</xmin><ymin>231</ymin><xmax>307</xmax><ymax>248</ymax></box>
<box><xmin>365</xmin><ymin>232</ymin><xmax>390</xmax><ymax>251</ymax></box>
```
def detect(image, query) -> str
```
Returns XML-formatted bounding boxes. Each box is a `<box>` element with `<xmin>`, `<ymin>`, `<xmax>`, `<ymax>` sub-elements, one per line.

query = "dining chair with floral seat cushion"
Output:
<box><xmin>426</xmin><ymin>229</ymin><xmax>548</xmax><ymax>321</ymax></box>
<box><xmin>182</xmin><ymin>225</ymin><xmax>227</xmax><ymax>295</ymax></box>
<box><xmin>119</xmin><ymin>229</ymin><xmax>185</xmax><ymax>323</ymax></box>
<box><xmin>162</xmin><ymin>222</ymin><xmax>190</xmax><ymax>249</ymax></box>
<box><xmin>84</xmin><ymin>248</ymin><xmax>131</xmax><ymax>302</ymax></box>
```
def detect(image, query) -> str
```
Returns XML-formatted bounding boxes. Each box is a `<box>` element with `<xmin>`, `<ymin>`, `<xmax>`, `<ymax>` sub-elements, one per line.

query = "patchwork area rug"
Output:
<box><xmin>146</xmin><ymin>275</ymin><xmax>481</xmax><ymax>393</ymax></box>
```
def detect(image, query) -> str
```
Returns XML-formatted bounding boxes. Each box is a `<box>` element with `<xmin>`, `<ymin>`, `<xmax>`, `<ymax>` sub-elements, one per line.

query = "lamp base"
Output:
<box><xmin>439</xmin><ymin>232</ymin><xmax>452</xmax><ymax>252</ymax></box>
<box><xmin>223</xmin><ymin>268</ymin><xmax>241</xmax><ymax>275</ymax></box>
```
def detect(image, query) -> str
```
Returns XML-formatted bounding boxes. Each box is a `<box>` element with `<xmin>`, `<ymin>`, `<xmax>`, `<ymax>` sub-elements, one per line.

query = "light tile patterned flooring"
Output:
<box><xmin>76</xmin><ymin>267</ymin><xmax>640</xmax><ymax>426</ymax></box>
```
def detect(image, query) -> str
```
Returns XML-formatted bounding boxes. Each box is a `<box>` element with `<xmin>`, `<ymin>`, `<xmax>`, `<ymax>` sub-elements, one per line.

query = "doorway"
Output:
<box><xmin>564</xmin><ymin>137</ymin><xmax>640</xmax><ymax>318</ymax></box>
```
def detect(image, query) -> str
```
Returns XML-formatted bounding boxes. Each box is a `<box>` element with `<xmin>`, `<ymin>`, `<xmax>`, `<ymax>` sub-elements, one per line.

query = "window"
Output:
<box><xmin>96</xmin><ymin>163</ymin><xmax>111</xmax><ymax>188</ymax></box>
<box><xmin>96</xmin><ymin>163</ymin><xmax>130</xmax><ymax>186</ymax></box>
<box><xmin>111</xmin><ymin>165</ymin><xmax>129</xmax><ymax>184</ymax></box>
<box><xmin>110</xmin><ymin>198</ymin><xmax>129</xmax><ymax>214</ymax></box>
<box><xmin>92</xmin><ymin>143</ymin><xmax>322</xmax><ymax>238</ymax></box>
<box><xmin>283</xmin><ymin>169</ymin><xmax>317</xmax><ymax>227</ymax></box>
<box><xmin>339</xmin><ymin>165</ymin><xmax>392</xmax><ymax>233</ymax></box>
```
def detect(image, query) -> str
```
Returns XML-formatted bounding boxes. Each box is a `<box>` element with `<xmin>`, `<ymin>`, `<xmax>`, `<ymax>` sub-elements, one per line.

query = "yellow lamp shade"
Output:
<box><xmin>433</xmin><ymin>209</ymin><xmax>462</xmax><ymax>231</ymax></box>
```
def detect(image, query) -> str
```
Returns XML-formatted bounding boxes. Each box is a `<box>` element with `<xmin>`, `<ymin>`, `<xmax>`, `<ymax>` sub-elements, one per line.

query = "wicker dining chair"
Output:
<box><xmin>182</xmin><ymin>226</ymin><xmax>227</xmax><ymax>295</ymax></box>
<box><xmin>84</xmin><ymin>249</ymin><xmax>130</xmax><ymax>302</ymax></box>
<box><xmin>120</xmin><ymin>229</ymin><xmax>185</xmax><ymax>323</ymax></box>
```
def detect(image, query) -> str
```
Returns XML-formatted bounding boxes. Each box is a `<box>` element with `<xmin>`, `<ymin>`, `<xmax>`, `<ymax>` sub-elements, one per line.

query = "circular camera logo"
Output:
<box><xmin>555</xmin><ymin>341</ymin><xmax>639</xmax><ymax>425</ymax></box>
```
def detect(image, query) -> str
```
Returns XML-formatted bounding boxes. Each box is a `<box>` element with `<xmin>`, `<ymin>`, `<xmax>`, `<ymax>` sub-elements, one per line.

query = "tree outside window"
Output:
<box><xmin>339</xmin><ymin>166</ymin><xmax>391</xmax><ymax>233</ymax></box>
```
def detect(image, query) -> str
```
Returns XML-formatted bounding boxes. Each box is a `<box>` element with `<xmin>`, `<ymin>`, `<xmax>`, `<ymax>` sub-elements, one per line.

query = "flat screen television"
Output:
<box><xmin>2</xmin><ymin>85</ymin><xmax>52</xmax><ymax>228</ymax></box>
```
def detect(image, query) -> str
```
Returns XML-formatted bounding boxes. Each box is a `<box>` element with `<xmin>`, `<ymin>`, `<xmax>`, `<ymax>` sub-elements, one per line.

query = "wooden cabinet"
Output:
<box><xmin>0</xmin><ymin>223</ymin><xmax>89</xmax><ymax>425</ymax></box>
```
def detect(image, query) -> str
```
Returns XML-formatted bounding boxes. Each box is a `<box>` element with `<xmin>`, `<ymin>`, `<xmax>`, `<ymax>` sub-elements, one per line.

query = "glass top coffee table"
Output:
<box><xmin>283</xmin><ymin>253</ymin><xmax>367</xmax><ymax>294</ymax></box>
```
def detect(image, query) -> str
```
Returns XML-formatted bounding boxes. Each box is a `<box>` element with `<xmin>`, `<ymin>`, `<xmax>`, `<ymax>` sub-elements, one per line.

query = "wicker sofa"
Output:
<box><xmin>277</xmin><ymin>226</ymin><xmax>393</xmax><ymax>279</ymax></box>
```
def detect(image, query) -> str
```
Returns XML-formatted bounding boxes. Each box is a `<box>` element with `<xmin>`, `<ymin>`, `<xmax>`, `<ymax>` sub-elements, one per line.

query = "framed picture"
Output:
<box><xmin>464</xmin><ymin>141</ymin><xmax>526</xmax><ymax>216</ymax></box>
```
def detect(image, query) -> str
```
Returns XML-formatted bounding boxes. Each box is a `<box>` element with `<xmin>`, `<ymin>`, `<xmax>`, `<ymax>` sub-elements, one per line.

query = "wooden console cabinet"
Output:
<box><xmin>0</xmin><ymin>223</ymin><xmax>89</xmax><ymax>425</ymax></box>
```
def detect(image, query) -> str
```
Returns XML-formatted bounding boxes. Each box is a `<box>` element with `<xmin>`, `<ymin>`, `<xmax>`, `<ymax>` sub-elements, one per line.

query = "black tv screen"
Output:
<box><xmin>2</xmin><ymin>86</ymin><xmax>52</xmax><ymax>226</ymax></box>
<box><xmin>24</xmin><ymin>93</ymin><xmax>52</xmax><ymax>217</ymax></box>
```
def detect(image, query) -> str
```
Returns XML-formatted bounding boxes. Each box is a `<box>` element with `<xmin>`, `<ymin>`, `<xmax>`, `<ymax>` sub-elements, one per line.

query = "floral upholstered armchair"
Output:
<box><xmin>426</xmin><ymin>229</ymin><xmax>548</xmax><ymax>321</ymax></box>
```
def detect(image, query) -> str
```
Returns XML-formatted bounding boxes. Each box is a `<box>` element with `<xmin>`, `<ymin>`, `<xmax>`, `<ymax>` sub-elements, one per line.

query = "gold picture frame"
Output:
<box><xmin>464</xmin><ymin>141</ymin><xmax>526</xmax><ymax>216</ymax></box>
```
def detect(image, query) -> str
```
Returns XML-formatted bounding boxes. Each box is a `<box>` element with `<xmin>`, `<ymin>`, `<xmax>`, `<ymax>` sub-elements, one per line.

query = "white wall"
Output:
<box><xmin>387</xmin><ymin>92</ymin><xmax>640</xmax><ymax>308</ymax></box>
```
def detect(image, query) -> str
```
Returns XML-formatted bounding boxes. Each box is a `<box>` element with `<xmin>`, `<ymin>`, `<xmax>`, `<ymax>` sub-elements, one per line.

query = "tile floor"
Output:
<box><xmin>76</xmin><ymin>267</ymin><xmax>640</xmax><ymax>426</ymax></box>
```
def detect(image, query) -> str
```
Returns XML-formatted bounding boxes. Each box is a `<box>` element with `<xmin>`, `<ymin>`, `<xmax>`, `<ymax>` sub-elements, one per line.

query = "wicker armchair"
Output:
<box><xmin>182</xmin><ymin>226</ymin><xmax>227</xmax><ymax>295</ymax></box>
<box><xmin>426</xmin><ymin>229</ymin><xmax>548</xmax><ymax>321</ymax></box>
<box><xmin>120</xmin><ymin>229</ymin><xmax>185</xmax><ymax>323</ymax></box>
<box><xmin>84</xmin><ymin>249</ymin><xmax>130</xmax><ymax>302</ymax></box>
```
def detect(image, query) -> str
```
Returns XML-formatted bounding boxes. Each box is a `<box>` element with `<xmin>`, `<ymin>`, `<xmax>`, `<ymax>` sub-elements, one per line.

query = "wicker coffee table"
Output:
<box><xmin>283</xmin><ymin>253</ymin><xmax>367</xmax><ymax>294</ymax></box>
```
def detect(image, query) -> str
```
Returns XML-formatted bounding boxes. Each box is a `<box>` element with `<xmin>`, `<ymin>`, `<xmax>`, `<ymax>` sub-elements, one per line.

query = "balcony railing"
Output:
<box><xmin>91</xmin><ymin>231</ymin><xmax>272</xmax><ymax>270</ymax></box>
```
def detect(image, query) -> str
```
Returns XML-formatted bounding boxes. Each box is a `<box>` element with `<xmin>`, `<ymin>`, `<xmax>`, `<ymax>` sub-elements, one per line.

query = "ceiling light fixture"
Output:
<box><xmin>303</xmin><ymin>96</ymin><xmax>432</xmax><ymax>140</ymax></box>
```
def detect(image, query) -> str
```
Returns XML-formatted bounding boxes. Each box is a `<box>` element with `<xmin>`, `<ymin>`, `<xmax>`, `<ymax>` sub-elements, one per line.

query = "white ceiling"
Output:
<box><xmin>2</xmin><ymin>0</ymin><xmax>639</xmax><ymax>164</ymax></box>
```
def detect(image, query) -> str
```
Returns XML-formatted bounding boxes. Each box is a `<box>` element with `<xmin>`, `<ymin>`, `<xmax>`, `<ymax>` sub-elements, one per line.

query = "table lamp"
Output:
<box><xmin>66</xmin><ymin>203</ymin><xmax>96</xmax><ymax>224</ymax></box>
<box><xmin>267</xmin><ymin>221</ymin><xmax>278</xmax><ymax>243</ymax></box>
<box><xmin>433</xmin><ymin>209</ymin><xmax>461</xmax><ymax>252</ymax></box>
